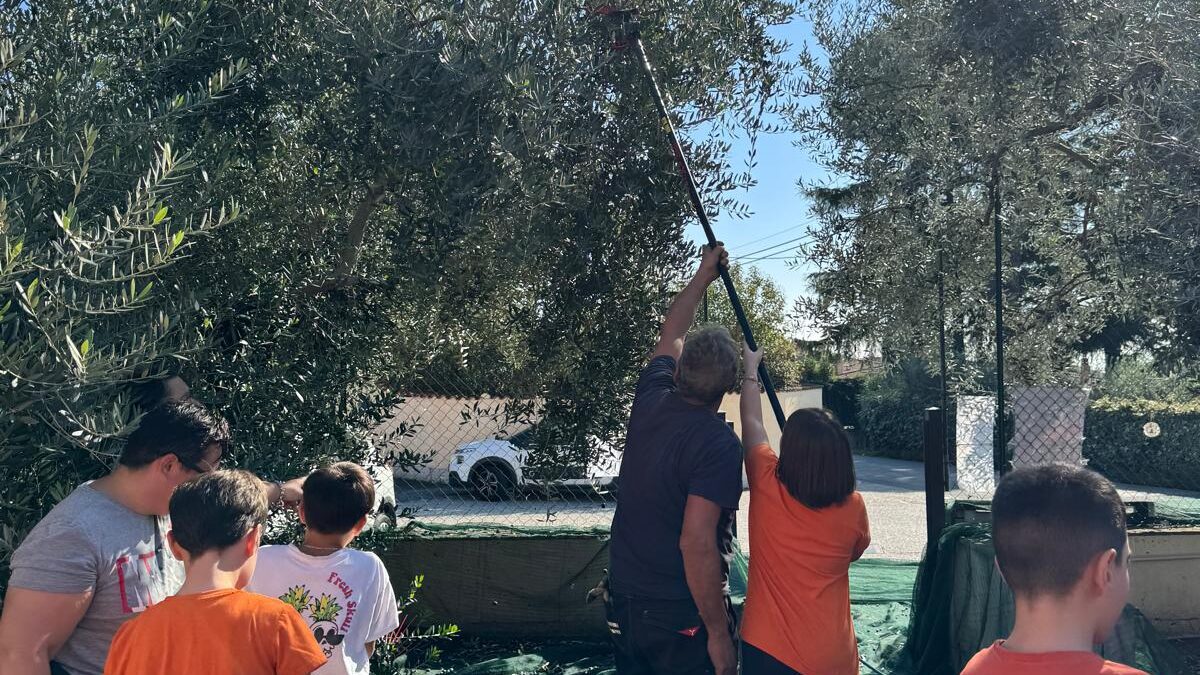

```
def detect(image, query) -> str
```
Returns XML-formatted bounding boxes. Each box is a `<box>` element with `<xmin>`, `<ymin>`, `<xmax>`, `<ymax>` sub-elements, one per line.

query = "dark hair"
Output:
<box><xmin>776</xmin><ymin>408</ymin><xmax>856</xmax><ymax>509</ymax></box>
<box><xmin>169</xmin><ymin>470</ymin><xmax>267</xmax><ymax>557</ymax></box>
<box><xmin>120</xmin><ymin>399</ymin><xmax>231</xmax><ymax>469</ymax></box>
<box><xmin>302</xmin><ymin>462</ymin><xmax>375</xmax><ymax>535</ymax></box>
<box><xmin>677</xmin><ymin>325</ymin><xmax>739</xmax><ymax>405</ymax></box>
<box><xmin>993</xmin><ymin>463</ymin><xmax>1127</xmax><ymax>598</ymax></box>
<box><xmin>133</xmin><ymin>376</ymin><xmax>192</xmax><ymax>409</ymax></box>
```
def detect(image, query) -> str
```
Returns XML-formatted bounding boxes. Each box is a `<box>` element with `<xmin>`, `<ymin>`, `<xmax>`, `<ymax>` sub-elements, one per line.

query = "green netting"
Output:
<box><xmin>378</xmin><ymin>520</ymin><xmax>615</xmax><ymax>540</ymax></box>
<box><xmin>1148</xmin><ymin>498</ymin><xmax>1200</xmax><ymax>526</ymax></box>
<box><xmin>850</xmin><ymin>560</ymin><xmax>919</xmax><ymax>674</ymax></box>
<box><xmin>377</xmin><ymin>519</ymin><xmax>1188</xmax><ymax>675</ymax></box>
<box><xmin>893</xmin><ymin>522</ymin><xmax>1190</xmax><ymax>675</ymax></box>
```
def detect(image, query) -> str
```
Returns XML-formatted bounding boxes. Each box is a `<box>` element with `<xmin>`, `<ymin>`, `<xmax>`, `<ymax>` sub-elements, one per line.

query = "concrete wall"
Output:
<box><xmin>1128</xmin><ymin>528</ymin><xmax>1200</xmax><ymax>637</ymax></box>
<box><xmin>718</xmin><ymin>387</ymin><xmax>825</xmax><ymax>450</ymax></box>
<box><xmin>377</xmin><ymin>535</ymin><xmax>610</xmax><ymax>638</ymax></box>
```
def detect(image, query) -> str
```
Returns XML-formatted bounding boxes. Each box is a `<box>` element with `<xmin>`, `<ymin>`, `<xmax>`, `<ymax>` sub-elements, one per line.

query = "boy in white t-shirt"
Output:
<box><xmin>249</xmin><ymin>463</ymin><xmax>400</xmax><ymax>675</ymax></box>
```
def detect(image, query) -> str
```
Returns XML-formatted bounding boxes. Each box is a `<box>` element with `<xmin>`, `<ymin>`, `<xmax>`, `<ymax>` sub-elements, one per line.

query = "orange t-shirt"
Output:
<box><xmin>104</xmin><ymin>588</ymin><xmax>327</xmax><ymax>675</ymax></box>
<box><xmin>740</xmin><ymin>443</ymin><xmax>871</xmax><ymax>675</ymax></box>
<box><xmin>961</xmin><ymin>641</ymin><xmax>1149</xmax><ymax>674</ymax></box>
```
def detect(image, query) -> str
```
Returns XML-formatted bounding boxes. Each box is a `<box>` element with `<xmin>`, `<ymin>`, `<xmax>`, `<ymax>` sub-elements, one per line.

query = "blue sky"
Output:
<box><xmin>682</xmin><ymin>16</ymin><xmax>830</xmax><ymax>336</ymax></box>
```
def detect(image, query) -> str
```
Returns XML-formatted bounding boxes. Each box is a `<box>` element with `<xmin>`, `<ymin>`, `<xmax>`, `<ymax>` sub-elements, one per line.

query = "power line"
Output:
<box><xmin>728</xmin><ymin>219</ymin><xmax>814</xmax><ymax>250</ymax></box>
<box><xmin>732</xmin><ymin>233</ymin><xmax>816</xmax><ymax>261</ymax></box>
<box><xmin>732</xmin><ymin>234</ymin><xmax>814</xmax><ymax>260</ymax></box>
<box><xmin>741</xmin><ymin>255</ymin><xmax>799</xmax><ymax>264</ymax></box>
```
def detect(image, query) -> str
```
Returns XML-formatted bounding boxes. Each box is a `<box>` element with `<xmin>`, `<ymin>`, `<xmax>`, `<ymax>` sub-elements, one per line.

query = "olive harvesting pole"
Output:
<box><xmin>597</xmin><ymin>5</ymin><xmax>788</xmax><ymax>430</ymax></box>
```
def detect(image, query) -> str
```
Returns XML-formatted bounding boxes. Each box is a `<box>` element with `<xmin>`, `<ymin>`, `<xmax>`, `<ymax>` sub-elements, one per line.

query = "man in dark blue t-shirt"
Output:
<box><xmin>607</xmin><ymin>244</ymin><xmax>743</xmax><ymax>675</ymax></box>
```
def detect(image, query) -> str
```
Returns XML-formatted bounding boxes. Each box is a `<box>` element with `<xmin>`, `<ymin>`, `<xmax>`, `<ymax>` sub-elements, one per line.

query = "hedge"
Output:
<box><xmin>1084</xmin><ymin>397</ymin><xmax>1200</xmax><ymax>492</ymax></box>
<box><xmin>854</xmin><ymin>362</ymin><xmax>940</xmax><ymax>461</ymax></box>
<box><xmin>857</xmin><ymin>389</ymin><xmax>1200</xmax><ymax>493</ymax></box>
<box><xmin>858</xmin><ymin>385</ymin><xmax>935</xmax><ymax>461</ymax></box>
<box><xmin>824</xmin><ymin>379</ymin><xmax>863</xmax><ymax>429</ymax></box>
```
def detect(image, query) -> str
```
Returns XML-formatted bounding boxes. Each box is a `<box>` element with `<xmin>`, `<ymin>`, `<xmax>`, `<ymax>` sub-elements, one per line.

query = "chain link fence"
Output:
<box><xmin>365</xmin><ymin>365</ymin><xmax>826</xmax><ymax>545</ymax></box>
<box><xmin>944</xmin><ymin>365</ymin><xmax>1200</xmax><ymax>525</ymax></box>
<box><xmin>367</xmin><ymin>368</ymin><xmax>625</xmax><ymax>531</ymax></box>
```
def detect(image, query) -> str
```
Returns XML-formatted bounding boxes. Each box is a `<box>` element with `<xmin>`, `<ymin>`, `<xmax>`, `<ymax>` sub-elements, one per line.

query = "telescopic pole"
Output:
<box><xmin>601</xmin><ymin>7</ymin><xmax>787</xmax><ymax>430</ymax></box>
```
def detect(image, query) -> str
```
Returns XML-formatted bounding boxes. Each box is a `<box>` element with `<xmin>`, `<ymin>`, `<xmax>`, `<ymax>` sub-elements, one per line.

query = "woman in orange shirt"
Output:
<box><xmin>739</xmin><ymin>344</ymin><xmax>871</xmax><ymax>675</ymax></box>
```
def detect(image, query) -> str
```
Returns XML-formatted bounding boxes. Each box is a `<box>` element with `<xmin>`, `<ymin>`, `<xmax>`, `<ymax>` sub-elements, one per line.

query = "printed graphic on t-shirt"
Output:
<box><xmin>279</xmin><ymin>572</ymin><xmax>360</xmax><ymax>658</ymax></box>
<box><xmin>115</xmin><ymin>551</ymin><xmax>170</xmax><ymax>614</ymax></box>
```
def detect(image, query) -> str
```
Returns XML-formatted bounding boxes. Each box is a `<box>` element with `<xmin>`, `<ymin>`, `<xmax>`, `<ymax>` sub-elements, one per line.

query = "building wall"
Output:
<box><xmin>718</xmin><ymin>388</ymin><xmax>825</xmax><ymax>450</ymax></box>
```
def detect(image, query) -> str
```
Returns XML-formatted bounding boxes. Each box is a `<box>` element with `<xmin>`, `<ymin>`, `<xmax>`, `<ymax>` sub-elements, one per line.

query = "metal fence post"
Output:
<box><xmin>937</xmin><ymin>246</ymin><xmax>951</xmax><ymax>489</ymax></box>
<box><xmin>924</xmin><ymin>407</ymin><xmax>947</xmax><ymax>553</ymax></box>
<box><xmin>991</xmin><ymin>164</ymin><xmax>1007</xmax><ymax>476</ymax></box>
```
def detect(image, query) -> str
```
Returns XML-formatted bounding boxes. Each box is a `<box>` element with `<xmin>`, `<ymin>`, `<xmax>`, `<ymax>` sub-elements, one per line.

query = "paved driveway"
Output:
<box><xmin>735</xmin><ymin>455</ymin><xmax>928</xmax><ymax>561</ymax></box>
<box><xmin>395</xmin><ymin>454</ymin><xmax>932</xmax><ymax>561</ymax></box>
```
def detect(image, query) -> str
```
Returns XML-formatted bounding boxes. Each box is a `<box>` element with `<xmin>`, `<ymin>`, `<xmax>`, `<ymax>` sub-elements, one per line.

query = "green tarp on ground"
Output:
<box><xmin>895</xmin><ymin>522</ymin><xmax>1189</xmax><ymax>675</ymax></box>
<box><xmin>379</xmin><ymin>521</ymin><xmax>916</xmax><ymax>674</ymax></box>
<box><xmin>850</xmin><ymin>559</ymin><xmax>919</xmax><ymax>674</ymax></box>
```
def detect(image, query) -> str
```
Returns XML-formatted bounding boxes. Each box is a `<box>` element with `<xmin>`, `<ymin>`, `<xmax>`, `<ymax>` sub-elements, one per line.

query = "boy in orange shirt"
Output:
<box><xmin>961</xmin><ymin>463</ymin><xmax>1146</xmax><ymax>675</ymax></box>
<box><xmin>105</xmin><ymin>470</ymin><xmax>326</xmax><ymax>675</ymax></box>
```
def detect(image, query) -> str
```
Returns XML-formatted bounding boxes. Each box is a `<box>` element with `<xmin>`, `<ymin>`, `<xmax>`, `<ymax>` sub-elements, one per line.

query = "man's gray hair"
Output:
<box><xmin>677</xmin><ymin>325</ymin><xmax>739</xmax><ymax>405</ymax></box>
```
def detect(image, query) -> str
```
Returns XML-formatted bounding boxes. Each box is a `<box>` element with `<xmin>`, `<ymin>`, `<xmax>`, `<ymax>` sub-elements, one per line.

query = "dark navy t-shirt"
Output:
<box><xmin>609</xmin><ymin>355</ymin><xmax>744</xmax><ymax>600</ymax></box>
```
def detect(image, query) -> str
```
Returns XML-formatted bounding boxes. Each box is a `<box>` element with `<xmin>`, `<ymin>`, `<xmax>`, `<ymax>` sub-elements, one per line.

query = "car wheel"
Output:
<box><xmin>470</xmin><ymin>463</ymin><xmax>516</xmax><ymax>502</ymax></box>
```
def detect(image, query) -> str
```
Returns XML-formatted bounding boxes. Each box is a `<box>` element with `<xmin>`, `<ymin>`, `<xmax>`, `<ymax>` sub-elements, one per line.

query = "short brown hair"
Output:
<box><xmin>993</xmin><ymin>463</ymin><xmax>1127</xmax><ymax>597</ymax></box>
<box><xmin>302</xmin><ymin>462</ymin><xmax>375</xmax><ymax>535</ymax></box>
<box><xmin>676</xmin><ymin>325</ymin><xmax>738</xmax><ymax>405</ymax></box>
<box><xmin>169</xmin><ymin>470</ymin><xmax>267</xmax><ymax>557</ymax></box>
<box><xmin>776</xmin><ymin>409</ymin><xmax>856</xmax><ymax>509</ymax></box>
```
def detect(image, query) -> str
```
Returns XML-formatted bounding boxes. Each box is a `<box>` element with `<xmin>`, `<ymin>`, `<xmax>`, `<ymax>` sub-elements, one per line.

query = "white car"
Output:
<box><xmin>449</xmin><ymin>427</ymin><xmax>620</xmax><ymax>501</ymax></box>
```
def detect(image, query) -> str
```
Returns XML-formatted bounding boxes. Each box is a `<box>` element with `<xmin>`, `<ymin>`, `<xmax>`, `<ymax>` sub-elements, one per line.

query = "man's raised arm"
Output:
<box><xmin>651</xmin><ymin>244</ymin><xmax>729</xmax><ymax>361</ymax></box>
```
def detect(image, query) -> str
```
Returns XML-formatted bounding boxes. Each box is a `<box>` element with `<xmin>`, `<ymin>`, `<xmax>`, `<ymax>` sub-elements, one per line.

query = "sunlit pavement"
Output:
<box><xmin>393</xmin><ymin>454</ymin><xmax>932</xmax><ymax>562</ymax></box>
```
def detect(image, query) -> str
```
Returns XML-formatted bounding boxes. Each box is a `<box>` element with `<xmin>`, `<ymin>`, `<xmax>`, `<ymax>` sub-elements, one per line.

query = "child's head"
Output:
<box><xmin>993</xmin><ymin>463</ymin><xmax>1131</xmax><ymax>643</ymax></box>
<box><xmin>300</xmin><ymin>462</ymin><xmax>375</xmax><ymax>537</ymax></box>
<box><xmin>777</xmin><ymin>408</ymin><xmax>856</xmax><ymax>509</ymax></box>
<box><xmin>168</xmin><ymin>470</ymin><xmax>268</xmax><ymax>587</ymax></box>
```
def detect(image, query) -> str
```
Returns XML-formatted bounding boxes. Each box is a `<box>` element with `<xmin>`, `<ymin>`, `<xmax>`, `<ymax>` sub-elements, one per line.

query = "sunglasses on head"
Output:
<box><xmin>182</xmin><ymin>456</ymin><xmax>221</xmax><ymax>474</ymax></box>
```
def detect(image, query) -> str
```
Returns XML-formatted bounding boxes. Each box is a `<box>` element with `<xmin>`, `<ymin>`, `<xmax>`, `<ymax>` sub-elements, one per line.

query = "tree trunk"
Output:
<box><xmin>1105</xmin><ymin>343</ymin><xmax>1121</xmax><ymax>369</ymax></box>
<box><xmin>305</xmin><ymin>175</ymin><xmax>390</xmax><ymax>294</ymax></box>
<box><xmin>333</xmin><ymin>175</ymin><xmax>390</xmax><ymax>280</ymax></box>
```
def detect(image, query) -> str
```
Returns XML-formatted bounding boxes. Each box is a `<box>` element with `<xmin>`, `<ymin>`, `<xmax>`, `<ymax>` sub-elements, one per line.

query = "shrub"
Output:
<box><xmin>366</xmin><ymin>574</ymin><xmax>459</xmax><ymax>675</ymax></box>
<box><xmin>0</xmin><ymin>20</ymin><xmax>243</xmax><ymax>586</ymax></box>
<box><xmin>1084</xmin><ymin>397</ymin><xmax>1200</xmax><ymax>492</ymax></box>
<box><xmin>824</xmin><ymin>379</ymin><xmax>863</xmax><ymax>428</ymax></box>
<box><xmin>799</xmin><ymin>351</ymin><xmax>838</xmax><ymax>385</ymax></box>
<box><xmin>857</xmin><ymin>360</ymin><xmax>940</xmax><ymax>460</ymax></box>
<box><xmin>1093</xmin><ymin>358</ymin><xmax>1199</xmax><ymax>403</ymax></box>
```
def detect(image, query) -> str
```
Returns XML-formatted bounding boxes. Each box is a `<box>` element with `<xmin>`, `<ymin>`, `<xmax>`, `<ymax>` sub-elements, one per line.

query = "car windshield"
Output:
<box><xmin>505</xmin><ymin>426</ymin><xmax>537</xmax><ymax>449</ymax></box>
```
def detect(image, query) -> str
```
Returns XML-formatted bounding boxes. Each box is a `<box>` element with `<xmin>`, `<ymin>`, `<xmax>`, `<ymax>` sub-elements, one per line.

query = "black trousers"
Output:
<box><xmin>606</xmin><ymin>594</ymin><xmax>737</xmax><ymax>675</ymax></box>
<box><xmin>741</xmin><ymin>642</ymin><xmax>804</xmax><ymax>675</ymax></box>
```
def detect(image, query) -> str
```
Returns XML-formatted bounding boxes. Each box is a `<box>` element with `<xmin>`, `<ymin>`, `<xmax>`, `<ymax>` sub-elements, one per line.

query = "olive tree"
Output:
<box><xmin>1</xmin><ymin>0</ymin><xmax>799</xmax><ymax>586</ymax></box>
